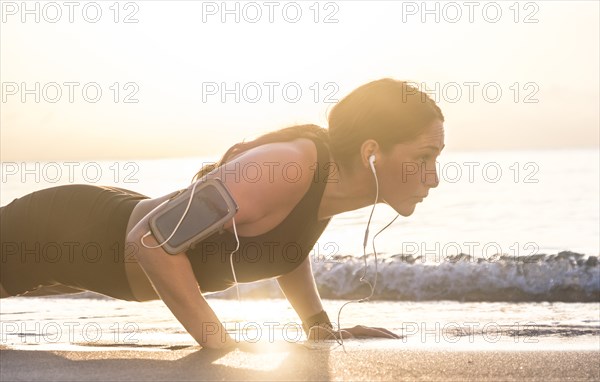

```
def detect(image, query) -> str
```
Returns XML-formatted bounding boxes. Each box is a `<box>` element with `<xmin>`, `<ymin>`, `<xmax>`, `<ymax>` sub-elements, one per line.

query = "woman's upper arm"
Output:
<box><xmin>129</xmin><ymin>139</ymin><xmax>316</xmax><ymax>259</ymax></box>
<box><xmin>205</xmin><ymin>140</ymin><xmax>317</xmax><ymax>230</ymax></box>
<box><xmin>130</xmin><ymin>139</ymin><xmax>317</xmax><ymax>239</ymax></box>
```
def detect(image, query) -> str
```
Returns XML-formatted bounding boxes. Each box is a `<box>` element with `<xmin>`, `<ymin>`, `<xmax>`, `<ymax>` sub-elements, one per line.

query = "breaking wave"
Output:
<box><xmin>210</xmin><ymin>251</ymin><xmax>600</xmax><ymax>302</ymax></box>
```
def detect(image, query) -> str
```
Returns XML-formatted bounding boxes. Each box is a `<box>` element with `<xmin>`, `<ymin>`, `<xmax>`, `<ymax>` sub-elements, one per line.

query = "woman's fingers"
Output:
<box><xmin>367</xmin><ymin>326</ymin><xmax>402</xmax><ymax>339</ymax></box>
<box><xmin>350</xmin><ymin>325</ymin><xmax>401</xmax><ymax>339</ymax></box>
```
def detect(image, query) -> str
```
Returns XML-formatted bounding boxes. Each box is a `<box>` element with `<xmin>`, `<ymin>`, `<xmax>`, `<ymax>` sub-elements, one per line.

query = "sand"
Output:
<box><xmin>2</xmin><ymin>297</ymin><xmax>599</xmax><ymax>381</ymax></box>
<box><xmin>1</xmin><ymin>340</ymin><xmax>599</xmax><ymax>382</ymax></box>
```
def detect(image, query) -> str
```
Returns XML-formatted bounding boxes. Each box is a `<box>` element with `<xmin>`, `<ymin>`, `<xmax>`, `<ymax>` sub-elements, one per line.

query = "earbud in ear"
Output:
<box><xmin>368</xmin><ymin>154</ymin><xmax>376</xmax><ymax>175</ymax></box>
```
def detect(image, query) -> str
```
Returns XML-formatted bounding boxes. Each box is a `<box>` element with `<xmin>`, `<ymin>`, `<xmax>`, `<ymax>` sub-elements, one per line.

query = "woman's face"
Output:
<box><xmin>375</xmin><ymin>119</ymin><xmax>445</xmax><ymax>216</ymax></box>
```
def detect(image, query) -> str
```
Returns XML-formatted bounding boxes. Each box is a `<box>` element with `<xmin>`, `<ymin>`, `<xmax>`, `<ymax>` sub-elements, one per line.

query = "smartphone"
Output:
<box><xmin>147</xmin><ymin>177</ymin><xmax>238</xmax><ymax>254</ymax></box>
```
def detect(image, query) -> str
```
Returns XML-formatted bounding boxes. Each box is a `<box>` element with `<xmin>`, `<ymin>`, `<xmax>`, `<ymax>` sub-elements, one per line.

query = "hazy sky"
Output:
<box><xmin>1</xmin><ymin>1</ymin><xmax>598</xmax><ymax>161</ymax></box>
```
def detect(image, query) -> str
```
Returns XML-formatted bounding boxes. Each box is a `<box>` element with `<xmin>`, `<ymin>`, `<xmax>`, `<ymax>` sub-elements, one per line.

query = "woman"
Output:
<box><xmin>1</xmin><ymin>78</ymin><xmax>445</xmax><ymax>349</ymax></box>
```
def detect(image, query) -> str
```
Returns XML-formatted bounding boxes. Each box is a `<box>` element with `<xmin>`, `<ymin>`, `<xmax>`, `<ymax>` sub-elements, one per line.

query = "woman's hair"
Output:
<box><xmin>191</xmin><ymin>78</ymin><xmax>444</xmax><ymax>182</ymax></box>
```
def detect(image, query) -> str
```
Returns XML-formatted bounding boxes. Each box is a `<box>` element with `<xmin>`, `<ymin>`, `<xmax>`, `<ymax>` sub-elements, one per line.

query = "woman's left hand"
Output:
<box><xmin>309</xmin><ymin>324</ymin><xmax>401</xmax><ymax>341</ymax></box>
<box><xmin>339</xmin><ymin>325</ymin><xmax>401</xmax><ymax>339</ymax></box>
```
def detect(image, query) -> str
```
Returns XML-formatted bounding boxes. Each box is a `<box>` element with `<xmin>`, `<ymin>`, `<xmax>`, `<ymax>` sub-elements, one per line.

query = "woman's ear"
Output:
<box><xmin>360</xmin><ymin>139</ymin><xmax>380</xmax><ymax>169</ymax></box>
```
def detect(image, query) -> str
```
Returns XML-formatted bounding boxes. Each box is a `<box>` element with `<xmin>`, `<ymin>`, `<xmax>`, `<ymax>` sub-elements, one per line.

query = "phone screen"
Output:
<box><xmin>153</xmin><ymin>184</ymin><xmax>230</xmax><ymax>248</ymax></box>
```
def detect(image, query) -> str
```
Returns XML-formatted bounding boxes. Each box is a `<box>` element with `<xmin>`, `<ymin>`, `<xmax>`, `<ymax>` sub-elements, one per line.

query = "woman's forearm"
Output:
<box><xmin>277</xmin><ymin>256</ymin><xmax>327</xmax><ymax>324</ymax></box>
<box><xmin>158</xmin><ymin>284</ymin><xmax>231</xmax><ymax>348</ymax></box>
<box><xmin>127</xmin><ymin>226</ymin><xmax>234</xmax><ymax>349</ymax></box>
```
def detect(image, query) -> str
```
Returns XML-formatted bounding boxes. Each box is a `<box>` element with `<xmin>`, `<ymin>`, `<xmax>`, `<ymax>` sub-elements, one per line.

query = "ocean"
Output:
<box><xmin>1</xmin><ymin>148</ymin><xmax>599</xmax><ymax>348</ymax></box>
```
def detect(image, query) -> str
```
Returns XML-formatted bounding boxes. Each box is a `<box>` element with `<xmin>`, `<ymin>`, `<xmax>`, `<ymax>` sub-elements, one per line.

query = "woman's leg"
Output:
<box><xmin>0</xmin><ymin>282</ymin><xmax>84</xmax><ymax>298</ymax></box>
<box><xmin>1</xmin><ymin>184</ymin><xmax>145</xmax><ymax>301</ymax></box>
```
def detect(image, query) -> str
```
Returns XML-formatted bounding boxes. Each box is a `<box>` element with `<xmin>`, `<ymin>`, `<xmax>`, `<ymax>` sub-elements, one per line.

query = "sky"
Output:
<box><xmin>1</xmin><ymin>0</ymin><xmax>599</xmax><ymax>161</ymax></box>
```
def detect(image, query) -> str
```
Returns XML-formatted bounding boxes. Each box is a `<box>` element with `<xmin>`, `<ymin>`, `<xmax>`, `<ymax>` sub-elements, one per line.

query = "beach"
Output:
<box><xmin>1</xmin><ymin>295</ymin><xmax>599</xmax><ymax>381</ymax></box>
<box><xmin>2</xmin><ymin>342</ymin><xmax>599</xmax><ymax>381</ymax></box>
<box><xmin>2</xmin><ymin>0</ymin><xmax>599</xmax><ymax>379</ymax></box>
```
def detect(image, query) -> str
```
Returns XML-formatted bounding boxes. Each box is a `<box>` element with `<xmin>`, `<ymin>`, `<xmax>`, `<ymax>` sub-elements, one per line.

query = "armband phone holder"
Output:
<box><xmin>147</xmin><ymin>177</ymin><xmax>238</xmax><ymax>255</ymax></box>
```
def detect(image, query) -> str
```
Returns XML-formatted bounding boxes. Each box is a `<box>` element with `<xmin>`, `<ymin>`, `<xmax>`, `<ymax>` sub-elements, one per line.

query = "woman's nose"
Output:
<box><xmin>422</xmin><ymin>162</ymin><xmax>439</xmax><ymax>188</ymax></box>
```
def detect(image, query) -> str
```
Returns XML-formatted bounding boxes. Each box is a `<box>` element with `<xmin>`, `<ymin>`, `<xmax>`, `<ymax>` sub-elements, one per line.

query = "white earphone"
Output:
<box><xmin>369</xmin><ymin>154</ymin><xmax>376</xmax><ymax>175</ymax></box>
<box><xmin>314</xmin><ymin>150</ymin><xmax>402</xmax><ymax>350</ymax></box>
<box><xmin>363</xmin><ymin>153</ymin><xmax>378</xmax><ymax>256</ymax></box>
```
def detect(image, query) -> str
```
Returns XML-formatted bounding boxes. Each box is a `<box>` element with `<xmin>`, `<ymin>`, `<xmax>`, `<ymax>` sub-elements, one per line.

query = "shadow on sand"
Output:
<box><xmin>0</xmin><ymin>341</ymin><xmax>334</xmax><ymax>381</ymax></box>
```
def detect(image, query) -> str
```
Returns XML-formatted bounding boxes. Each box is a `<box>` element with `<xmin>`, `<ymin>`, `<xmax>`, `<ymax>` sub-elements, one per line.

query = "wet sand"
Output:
<box><xmin>1</xmin><ymin>341</ymin><xmax>599</xmax><ymax>382</ymax></box>
<box><xmin>2</xmin><ymin>296</ymin><xmax>598</xmax><ymax>381</ymax></box>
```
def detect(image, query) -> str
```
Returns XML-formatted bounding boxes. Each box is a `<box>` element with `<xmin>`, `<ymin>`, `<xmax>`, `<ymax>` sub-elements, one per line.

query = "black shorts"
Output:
<box><xmin>0</xmin><ymin>184</ymin><xmax>148</xmax><ymax>300</ymax></box>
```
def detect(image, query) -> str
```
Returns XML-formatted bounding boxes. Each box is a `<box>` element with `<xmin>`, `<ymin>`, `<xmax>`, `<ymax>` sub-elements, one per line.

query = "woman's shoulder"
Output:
<box><xmin>206</xmin><ymin>138</ymin><xmax>319</xmax><ymax>229</ymax></box>
<box><xmin>228</xmin><ymin>137</ymin><xmax>319</xmax><ymax>165</ymax></box>
<box><xmin>289</xmin><ymin>137</ymin><xmax>320</xmax><ymax>159</ymax></box>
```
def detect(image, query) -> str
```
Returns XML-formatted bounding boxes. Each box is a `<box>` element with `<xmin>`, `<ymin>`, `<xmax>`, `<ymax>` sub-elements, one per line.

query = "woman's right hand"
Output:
<box><xmin>201</xmin><ymin>331</ymin><xmax>238</xmax><ymax>350</ymax></box>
